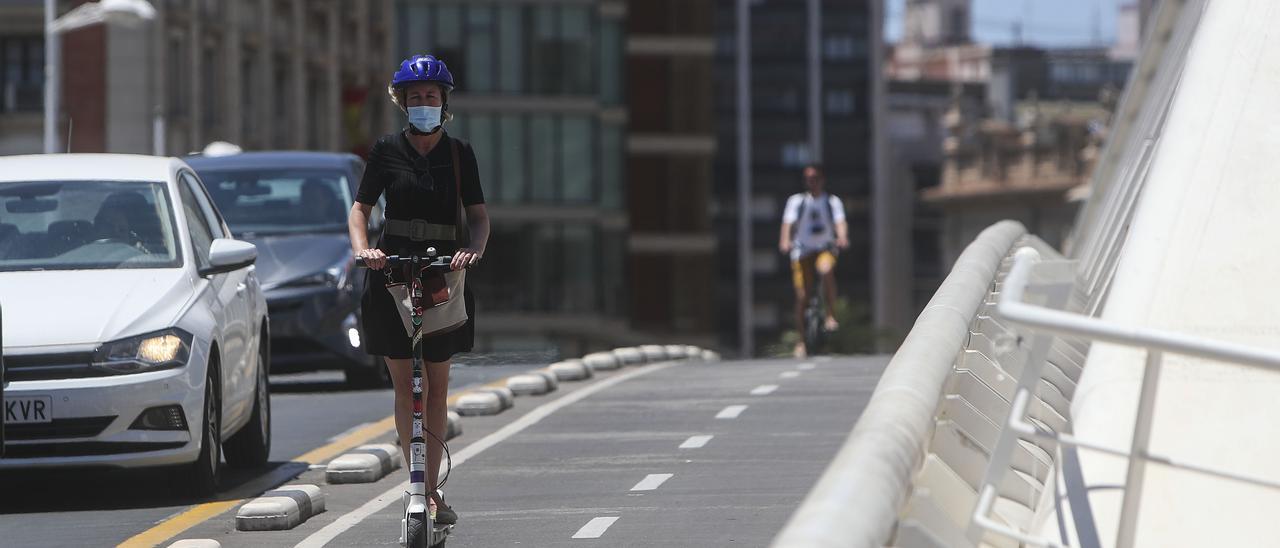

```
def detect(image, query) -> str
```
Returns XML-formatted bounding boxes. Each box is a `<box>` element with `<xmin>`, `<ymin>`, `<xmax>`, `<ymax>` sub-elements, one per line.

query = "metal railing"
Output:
<box><xmin>969</xmin><ymin>247</ymin><xmax>1280</xmax><ymax>547</ymax></box>
<box><xmin>772</xmin><ymin>220</ymin><xmax>1028</xmax><ymax>548</ymax></box>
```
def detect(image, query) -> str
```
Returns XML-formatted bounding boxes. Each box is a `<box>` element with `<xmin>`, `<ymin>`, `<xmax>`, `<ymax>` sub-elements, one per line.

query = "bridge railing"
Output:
<box><xmin>772</xmin><ymin>220</ymin><xmax>1032</xmax><ymax>548</ymax></box>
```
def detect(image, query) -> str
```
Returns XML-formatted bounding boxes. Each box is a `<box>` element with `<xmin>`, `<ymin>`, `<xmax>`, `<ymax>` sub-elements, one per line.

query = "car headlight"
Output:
<box><xmin>282</xmin><ymin>256</ymin><xmax>354</xmax><ymax>289</ymax></box>
<box><xmin>93</xmin><ymin>328</ymin><xmax>194</xmax><ymax>374</ymax></box>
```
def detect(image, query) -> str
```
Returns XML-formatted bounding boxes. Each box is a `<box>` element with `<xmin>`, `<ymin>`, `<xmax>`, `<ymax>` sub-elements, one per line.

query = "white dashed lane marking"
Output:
<box><xmin>679</xmin><ymin>435</ymin><xmax>713</xmax><ymax>449</ymax></box>
<box><xmin>780</xmin><ymin>371</ymin><xmax>800</xmax><ymax>379</ymax></box>
<box><xmin>630</xmin><ymin>473</ymin><xmax>674</xmax><ymax>491</ymax></box>
<box><xmin>797</xmin><ymin>363</ymin><xmax>816</xmax><ymax>370</ymax></box>
<box><xmin>750</xmin><ymin>384</ymin><xmax>779</xmax><ymax>396</ymax></box>
<box><xmin>716</xmin><ymin>405</ymin><xmax>748</xmax><ymax>419</ymax></box>
<box><xmin>572</xmin><ymin>517</ymin><xmax>620</xmax><ymax>539</ymax></box>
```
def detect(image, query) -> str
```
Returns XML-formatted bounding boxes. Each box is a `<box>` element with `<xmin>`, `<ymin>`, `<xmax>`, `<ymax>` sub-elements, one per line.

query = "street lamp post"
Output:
<box><xmin>43</xmin><ymin>0</ymin><xmax>156</xmax><ymax>154</ymax></box>
<box><xmin>737</xmin><ymin>0</ymin><xmax>754</xmax><ymax>359</ymax></box>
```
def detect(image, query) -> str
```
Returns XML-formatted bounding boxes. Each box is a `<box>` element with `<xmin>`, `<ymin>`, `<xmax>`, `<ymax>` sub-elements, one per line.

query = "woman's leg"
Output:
<box><xmin>383</xmin><ymin>357</ymin><xmax>415</xmax><ymax>466</ymax></box>
<box><xmin>424</xmin><ymin>359</ymin><xmax>451</xmax><ymax>500</ymax></box>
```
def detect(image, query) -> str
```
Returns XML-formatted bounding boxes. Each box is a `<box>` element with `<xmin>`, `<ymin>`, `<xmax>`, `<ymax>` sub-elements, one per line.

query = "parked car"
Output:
<box><xmin>0</xmin><ymin>154</ymin><xmax>270</xmax><ymax>496</ymax></box>
<box><xmin>184</xmin><ymin>151</ymin><xmax>388</xmax><ymax>387</ymax></box>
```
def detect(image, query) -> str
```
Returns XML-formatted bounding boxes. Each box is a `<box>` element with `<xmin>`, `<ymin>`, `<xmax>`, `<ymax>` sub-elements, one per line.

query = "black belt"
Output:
<box><xmin>384</xmin><ymin>219</ymin><xmax>456</xmax><ymax>241</ymax></box>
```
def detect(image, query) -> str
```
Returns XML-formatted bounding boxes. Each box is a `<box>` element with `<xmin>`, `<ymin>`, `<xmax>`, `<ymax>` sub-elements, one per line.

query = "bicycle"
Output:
<box><xmin>357</xmin><ymin>249</ymin><xmax>454</xmax><ymax>548</ymax></box>
<box><xmin>802</xmin><ymin>274</ymin><xmax>827</xmax><ymax>356</ymax></box>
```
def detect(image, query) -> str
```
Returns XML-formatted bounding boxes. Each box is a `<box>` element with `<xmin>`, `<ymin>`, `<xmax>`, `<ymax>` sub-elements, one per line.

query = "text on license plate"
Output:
<box><xmin>5</xmin><ymin>396</ymin><xmax>53</xmax><ymax>424</ymax></box>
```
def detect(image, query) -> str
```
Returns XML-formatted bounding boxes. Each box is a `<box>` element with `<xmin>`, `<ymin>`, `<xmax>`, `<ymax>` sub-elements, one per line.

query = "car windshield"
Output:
<box><xmin>197</xmin><ymin>169</ymin><xmax>352</xmax><ymax>236</ymax></box>
<box><xmin>0</xmin><ymin>180</ymin><xmax>181</xmax><ymax>272</ymax></box>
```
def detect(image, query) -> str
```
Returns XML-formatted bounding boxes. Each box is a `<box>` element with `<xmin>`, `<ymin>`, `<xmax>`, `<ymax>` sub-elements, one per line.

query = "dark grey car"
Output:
<box><xmin>186</xmin><ymin>151</ymin><xmax>388</xmax><ymax>387</ymax></box>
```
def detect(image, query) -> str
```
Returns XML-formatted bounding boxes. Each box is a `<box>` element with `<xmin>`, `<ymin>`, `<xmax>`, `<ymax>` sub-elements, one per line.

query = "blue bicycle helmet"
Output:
<box><xmin>391</xmin><ymin>54</ymin><xmax>454</xmax><ymax>91</ymax></box>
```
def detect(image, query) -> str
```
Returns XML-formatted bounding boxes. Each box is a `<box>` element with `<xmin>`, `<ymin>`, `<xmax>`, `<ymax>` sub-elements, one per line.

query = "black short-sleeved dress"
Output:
<box><xmin>356</xmin><ymin>130</ymin><xmax>485</xmax><ymax>362</ymax></box>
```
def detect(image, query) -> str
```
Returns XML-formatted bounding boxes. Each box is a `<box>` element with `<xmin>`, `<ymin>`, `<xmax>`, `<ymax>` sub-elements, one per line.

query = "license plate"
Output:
<box><xmin>4</xmin><ymin>396</ymin><xmax>53</xmax><ymax>424</ymax></box>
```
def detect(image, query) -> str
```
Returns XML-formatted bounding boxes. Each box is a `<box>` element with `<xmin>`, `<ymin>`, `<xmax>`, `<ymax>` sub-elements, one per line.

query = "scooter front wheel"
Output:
<box><xmin>406</xmin><ymin>512</ymin><xmax>429</xmax><ymax>548</ymax></box>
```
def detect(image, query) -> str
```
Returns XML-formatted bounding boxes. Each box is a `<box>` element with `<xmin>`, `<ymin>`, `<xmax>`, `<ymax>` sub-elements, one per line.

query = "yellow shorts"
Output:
<box><xmin>791</xmin><ymin>251</ymin><xmax>837</xmax><ymax>293</ymax></box>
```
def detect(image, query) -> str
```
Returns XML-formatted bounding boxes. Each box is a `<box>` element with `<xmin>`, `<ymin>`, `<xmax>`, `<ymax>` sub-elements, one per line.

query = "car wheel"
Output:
<box><xmin>224</xmin><ymin>344</ymin><xmax>271</xmax><ymax>468</ymax></box>
<box><xmin>184</xmin><ymin>365</ymin><xmax>221</xmax><ymax>497</ymax></box>
<box><xmin>345</xmin><ymin>358</ymin><xmax>391</xmax><ymax>389</ymax></box>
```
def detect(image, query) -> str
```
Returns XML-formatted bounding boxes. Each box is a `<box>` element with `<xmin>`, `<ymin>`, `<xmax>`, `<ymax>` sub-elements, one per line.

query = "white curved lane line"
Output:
<box><xmin>294</xmin><ymin>360</ymin><xmax>681</xmax><ymax>548</ymax></box>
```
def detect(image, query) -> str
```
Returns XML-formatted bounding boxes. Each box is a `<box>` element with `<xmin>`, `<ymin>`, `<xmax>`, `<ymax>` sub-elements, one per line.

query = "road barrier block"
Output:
<box><xmin>235</xmin><ymin>484</ymin><xmax>325</xmax><ymax>531</ymax></box>
<box><xmin>602</xmin><ymin>349</ymin><xmax>637</xmax><ymax>368</ymax></box>
<box><xmin>454</xmin><ymin>391</ymin><xmax>503</xmax><ymax>415</ymax></box>
<box><xmin>446</xmin><ymin>410</ymin><xmax>462</xmax><ymax>440</ymax></box>
<box><xmin>479</xmin><ymin>386</ymin><xmax>515</xmax><ymax>409</ymax></box>
<box><xmin>609</xmin><ymin>348</ymin><xmax>645</xmax><ymax>366</ymax></box>
<box><xmin>507</xmin><ymin>374</ymin><xmax>552</xmax><ymax>396</ymax></box>
<box><xmin>639</xmin><ymin>345</ymin><xmax>668</xmax><ymax>362</ymax></box>
<box><xmin>664</xmin><ymin>345</ymin><xmax>689</xmax><ymax>360</ymax></box>
<box><xmin>533</xmin><ymin>369</ymin><xmax>560</xmax><ymax>391</ymax></box>
<box><xmin>326</xmin><ymin>443</ymin><xmax>400</xmax><ymax>484</ymax></box>
<box><xmin>550</xmin><ymin>359</ymin><xmax>593</xmax><ymax>380</ymax></box>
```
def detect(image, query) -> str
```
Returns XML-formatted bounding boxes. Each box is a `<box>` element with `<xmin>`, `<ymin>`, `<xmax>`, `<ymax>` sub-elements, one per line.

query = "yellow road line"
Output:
<box><xmin>118</xmin><ymin>391</ymin><xmax>468</xmax><ymax>547</ymax></box>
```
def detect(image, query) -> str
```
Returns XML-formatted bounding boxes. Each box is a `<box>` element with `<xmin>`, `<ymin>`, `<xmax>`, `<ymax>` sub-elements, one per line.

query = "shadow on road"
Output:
<box><xmin>0</xmin><ymin>460</ymin><xmax>309</xmax><ymax>514</ymax></box>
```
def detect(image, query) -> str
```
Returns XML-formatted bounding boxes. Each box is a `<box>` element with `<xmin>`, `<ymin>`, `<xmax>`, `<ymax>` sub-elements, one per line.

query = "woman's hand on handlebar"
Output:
<box><xmin>356</xmin><ymin>248</ymin><xmax>388</xmax><ymax>270</ymax></box>
<box><xmin>451</xmin><ymin>247</ymin><xmax>482</xmax><ymax>271</ymax></box>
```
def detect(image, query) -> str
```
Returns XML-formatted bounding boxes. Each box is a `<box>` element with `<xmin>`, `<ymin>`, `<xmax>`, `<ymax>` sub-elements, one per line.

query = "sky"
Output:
<box><xmin>885</xmin><ymin>0</ymin><xmax>1124</xmax><ymax>47</ymax></box>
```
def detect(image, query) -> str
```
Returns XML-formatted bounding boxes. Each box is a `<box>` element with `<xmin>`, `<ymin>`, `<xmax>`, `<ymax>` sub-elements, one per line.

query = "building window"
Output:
<box><xmin>826</xmin><ymin>89</ymin><xmax>855</xmax><ymax>114</ymax></box>
<box><xmin>466</xmin><ymin>6</ymin><xmax>495</xmax><ymax>92</ymax></box>
<box><xmin>782</xmin><ymin>142</ymin><xmax>811</xmax><ymax>167</ymax></box>
<box><xmin>599</xmin><ymin>18</ymin><xmax>623</xmax><ymax>105</ymax></box>
<box><xmin>600</xmin><ymin>123</ymin><xmax>623</xmax><ymax>209</ymax></box>
<box><xmin>0</xmin><ymin>36</ymin><xmax>43</xmax><ymax>113</ymax></box>
<box><xmin>497</xmin><ymin>5</ymin><xmax>525</xmax><ymax>93</ymax></box>
<box><xmin>560</xmin><ymin>116</ymin><xmax>593</xmax><ymax>203</ymax></box>
<box><xmin>530</xmin><ymin>114</ymin><xmax>557</xmax><ymax>201</ymax></box>
<box><xmin>823</xmin><ymin>35</ymin><xmax>855</xmax><ymax>60</ymax></box>
<box><xmin>495</xmin><ymin>115</ymin><xmax>526</xmax><ymax>204</ymax></box>
<box><xmin>560</xmin><ymin>6</ymin><xmax>593</xmax><ymax>95</ymax></box>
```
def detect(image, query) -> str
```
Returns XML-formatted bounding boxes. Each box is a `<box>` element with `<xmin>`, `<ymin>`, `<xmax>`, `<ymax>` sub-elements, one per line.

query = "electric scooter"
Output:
<box><xmin>357</xmin><ymin>249</ymin><xmax>454</xmax><ymax>548</ymax></box>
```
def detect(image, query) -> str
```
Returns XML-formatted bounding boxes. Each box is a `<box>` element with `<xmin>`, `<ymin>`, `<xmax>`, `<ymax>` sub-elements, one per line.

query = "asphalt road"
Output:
<box><xmin>174</xmin><ymin>355</ymin><xmax>888</xmax><ymax>548</ymax></box>
<box><xmin>0</xmin><ymin>362</ymin><xmax>542</xmax><ymax>548</ymax></box>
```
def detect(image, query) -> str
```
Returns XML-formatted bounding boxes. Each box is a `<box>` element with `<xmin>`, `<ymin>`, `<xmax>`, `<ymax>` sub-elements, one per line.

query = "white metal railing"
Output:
<box><xmin>969</xmin><ymin>247</ymin><xmax>1280</xmax><ymax>548</ymax></box>
<box><xmin>772</xmin><ymin>220</ymin><xmax>1028</xmax><ymax>548</ymax></box>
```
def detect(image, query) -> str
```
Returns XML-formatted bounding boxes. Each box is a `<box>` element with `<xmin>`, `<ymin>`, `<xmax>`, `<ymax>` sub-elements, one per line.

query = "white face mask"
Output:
<box><xmin>407</xmin><ymin>105</ymin><xmax>443</xmax><ymax>133</ymax></box>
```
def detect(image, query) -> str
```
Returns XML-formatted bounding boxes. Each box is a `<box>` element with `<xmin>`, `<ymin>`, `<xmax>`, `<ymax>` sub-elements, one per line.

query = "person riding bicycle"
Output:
<box><xmin>348</xmin><ymin>54</ymin><xmax>490</xmax><ymax>526</ymax></box>
<box><xmin>778</xmin><ymin>164</ymin><xmax>847</xmax><ymax>357</ymax></box>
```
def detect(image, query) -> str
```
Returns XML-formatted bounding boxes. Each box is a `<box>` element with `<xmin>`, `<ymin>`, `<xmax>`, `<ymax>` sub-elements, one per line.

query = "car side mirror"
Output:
<box><xmin>201</xmin><ymin>238</ymin><xmax>257</xmax><ymax>277</ymax></box>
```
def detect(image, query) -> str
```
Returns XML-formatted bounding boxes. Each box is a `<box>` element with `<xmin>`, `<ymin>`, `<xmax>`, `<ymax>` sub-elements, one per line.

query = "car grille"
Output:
<box><xmin>4</xmin><ymin>416</ymin><xmax>116</xmax><ymax>441</ymax></box>
<box><xmin>3</xmin><ymin>352</ymin><xmax>109</xmax><ymax>381</ymax></box>
<box><xmin>0</xmin><ymin>441</ymin><xmax>185</xmax><ymax>458</ymax></box>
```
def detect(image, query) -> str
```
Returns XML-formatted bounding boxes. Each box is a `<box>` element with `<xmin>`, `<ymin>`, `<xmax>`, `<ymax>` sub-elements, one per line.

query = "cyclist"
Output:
<box><xmin>348</xmin><ymin>54</ymin><xmax>489</xmax><ymax>526</ymax></box>
<box><xmin>778</xmin><ymin>164</ymin><xmax>848</xmax><ymax>357</ymax></box>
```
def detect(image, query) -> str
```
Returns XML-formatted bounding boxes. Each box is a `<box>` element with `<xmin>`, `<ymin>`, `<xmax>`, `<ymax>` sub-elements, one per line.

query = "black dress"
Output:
<box><xmin>356</xmin><ymin>130</ymin><xmax>486</xmax><ymax>362</ymax></box>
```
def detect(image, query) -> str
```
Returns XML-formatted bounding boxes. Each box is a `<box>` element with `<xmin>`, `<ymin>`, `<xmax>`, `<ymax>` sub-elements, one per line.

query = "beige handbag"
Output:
<box><xmin>384</xmin><ymin>139</ymin><xmax>470</xmax><ymax>341</ymax></box>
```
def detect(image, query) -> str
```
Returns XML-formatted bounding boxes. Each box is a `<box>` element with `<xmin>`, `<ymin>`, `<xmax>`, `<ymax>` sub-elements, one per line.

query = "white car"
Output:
<box><xmin>0</xmin><ymin>154</ymin><xmax>270</xmax><ymax>496</ymax></box>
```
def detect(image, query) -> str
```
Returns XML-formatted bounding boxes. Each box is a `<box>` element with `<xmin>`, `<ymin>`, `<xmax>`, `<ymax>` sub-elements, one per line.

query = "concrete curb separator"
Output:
<box><xmin>506</xmin><ymin>373</ymin><xmax>552</xmax><ymax>396</ymax></box>
<box><xmin>609</xmin><ymin>348</ymin><xmax>644</xmax><ymax>366</ymax></box>
<box><xmin>446</xmin><ymin>410</ymin><xmax>462</xmax><ymax>440</ymax></box>
<box><xmin>532</xmin><ymin>369</ymin><xmax>560</xmax><ymax>391</ymax></box>
<box><xmin>550</xmin><ymin>359</ymin><xmax>593</xmax><ymax>380</ymax></box>
<box><xmin>454</xmin><ymin>391</ymin><xmax>503</xmax><ymax>416</ymax></box>
<box><xmin>477</xmin><ymin>386</ymin><xmax>515</xmax><ymax>409</ymax></box>
<box><xmin>325</xmin><ymin>443</ymin><xmax>400</xmax><ymax>484</ymax></box>
<box><xmin>235</xmin><ymin>484</ymin><xmax>326</xmax><ymax>531</ymax></box>
<box><xmin>639</xmin><ymin>345</ymin><xmax>668</xmax><ymax>362</ymax></box>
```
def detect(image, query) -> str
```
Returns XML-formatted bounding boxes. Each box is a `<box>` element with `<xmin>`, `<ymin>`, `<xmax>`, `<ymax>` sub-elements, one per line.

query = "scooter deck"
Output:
<box><xmin>429</xmin><ymin>523</ymin><xmax>452</xmax><ymax>546</ymax></box>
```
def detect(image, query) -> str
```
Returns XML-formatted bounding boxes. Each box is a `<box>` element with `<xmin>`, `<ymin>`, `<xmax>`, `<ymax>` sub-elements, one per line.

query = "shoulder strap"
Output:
<box><xmin>450</xmin><ymin>139</ymin><xmax>470</xmax><ymax>246</ymax></box>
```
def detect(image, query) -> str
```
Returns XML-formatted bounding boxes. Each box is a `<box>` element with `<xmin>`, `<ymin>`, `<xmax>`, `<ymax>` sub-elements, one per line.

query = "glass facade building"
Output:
<box><xmin>394</xmin><ymin>1</ymin><xmax>632</xmax><ymax>357</ymax></box>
